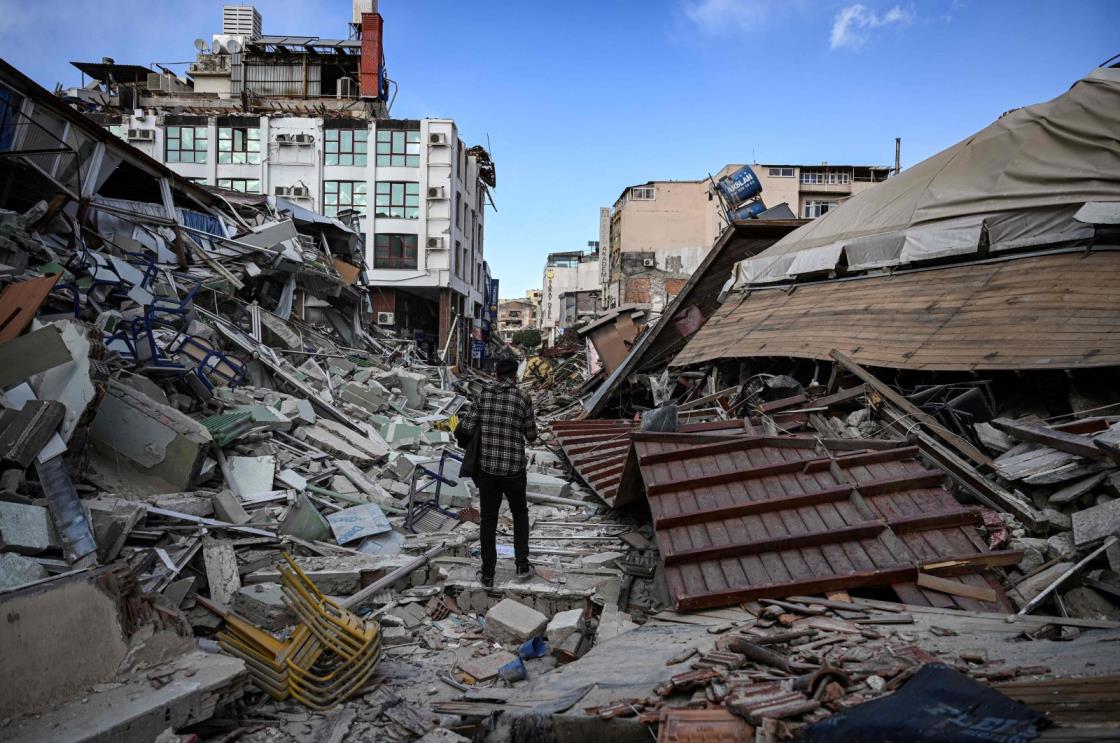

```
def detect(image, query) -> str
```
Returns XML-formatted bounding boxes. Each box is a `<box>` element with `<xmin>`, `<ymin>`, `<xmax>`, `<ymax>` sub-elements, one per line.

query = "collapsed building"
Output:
<box><xmin>3</xmin><ymin>35</ymin><xmax>1120</xmax><ymax>743</ymax></box>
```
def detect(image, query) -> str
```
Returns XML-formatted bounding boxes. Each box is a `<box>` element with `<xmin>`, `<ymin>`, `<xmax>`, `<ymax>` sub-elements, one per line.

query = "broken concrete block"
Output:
<box><xmin>88</xmin><ymin>379</ymin><xmax>212</xmax><ymax>496</ymax></box>
<box><xmin>227</xmin><ymin>455</ymin><xmax>276</xmax><ymax>497</ymax></box>
<box><xmin>1009</xmin><ymin>538</ymin><xmax>1047</xmax><ymax>575</ymax></box>
<box><xmin>0</xmin><ymin>501</ymin><xmax>55</xmax><ymax>553</ymax></box>
<box><xmin>279</xmin><ymin>493</ymin><xmax>331</xmax><ymax>542</ymax></box>
<box><xmin>28</xmin><ymin>320</ymin><xmax>95</xmax><ymax>442</ymax></box>
<box><xmin>316</xmin><ymin>418</ymin><xmax>389</xmax><ymax>461</ymax></box>
<box><xmin>422</xmin><ymin>430</ymin><xmax>452</xmax><ymax>445</ymax></box>
<box><xmin>1049</xmin><ymin>472</ymin><xmax>1108</xmax><ymax>507</ymax></box>
<box><xmin>0</xmin><ymin>400</ymin><xmax>65</xmax><ymax>468</ymax></box>
<box><xmin>393</xmin><ymin>368</ymin><xmax>428</xmax><ymax>410</ymax></box>
<box><xmin>212</xmin><ymin>490</ymin><xmax>251</xmax><ymax>525</ymax></box>
<box><xmin>203</xmin><ymin>537</ymin><xmax>241</xmax><ymax>606</ymax></box>
<box><xmin>340</xmin><ymin>381</ymin><xmax>390</xmax><ymax>414</ymax></box>
<box><xmin>230</xmin><ymin>583</ymin><xmax>296</xmax><ymax>631</ymax></box>
<box><xmin>297</xmin><ymin>425</ymin><xmax>377</xmax><ymax>468</ymax></box>
<box><xmin>279</xmin><ymin>396</ymin><xmax>316</xmax><ymax>426</ymax></box>
<box><xmin>1042</xmin><ymin>507</ymin><xmax>1073</xmax><ymax>532</ymax></box>
<box><xmin>330</xmin><ymin>474</ymin><xmax>362</xmax><ymax>496</ymax></box>
<box><xmin>484</xmin><ymin>598</ymin><xmax>548</xmax><ymax>646</ymax></box>
<box><xmin>1010</xmin><ymin>561</ymin><xmax>1075</xmax><ymax>606</ymax></box>
<box><xmin>0</xmin><ymin>323</ymin><xmax>72</xmax><ymax>389</ymax></box>
<box><xmin>1046</xmin><ymin>532</ymin><xmax>1076</xmax><ymax>560</ymax></box>
<box><xmin>1073</xmin><ymin>497</ymin><xmax>1120</xmax><ymax>547</ymax></box>
<box><xmin>382</xmin><ymin>421</ymin><xmax>422</xmax><ymax>448</ymax></box>
<box><xmin>580</xmin><ymin>551</ymin><xmax>624</xmax><ymax>569</ymax></box>
<box><xmin>526</xmin><ymin>471</ymin><xmax>571</xmax><ymax>498</ymax></box>
<box><xmin>545</xmin><ymin>608</ymin><xmax>585</xmax><ymax>647</ymax></box>
<box><xmin>0</xmin><ymin>553</ymin><xmax>48</xmax><ymax>590</ymax></box>
<box><xmin>1061</xmin><ymin>586</ymin><xmax>1120</xmax><ymax>621</ymax></box>
<box><xmin>276</xmin><ymin>468</ymin><xmax>308</xmax><ymax>491</ymax></box>
<box><xmin>89</xmin><ymin>501</ymin><xmax>145</xmax><ymax>563</ymax></box>
<box><xmin>974</xmin><ymin>422</ymin><xmax>1013</xmax><ymax>454</ymax></box>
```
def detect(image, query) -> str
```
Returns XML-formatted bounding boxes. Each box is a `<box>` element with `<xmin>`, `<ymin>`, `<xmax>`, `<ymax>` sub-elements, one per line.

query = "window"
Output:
<box><xmin>374</xmin><ymin>181</ymin><xmax>419</xmax><ymax>219</ymax></box>
<box><xmin>768</xmin><ymin>167</ymin><xmax>794</xmax><ymax>177</ymax></box>
<box><xmin>800</xmin><ymin>170</ymin><xmax>850</xmax><ymax>185</ymax></box>
<box><xmin>217</xmin><ymin>127</ymin><xmax>260</xmax><ymax>164</ymax></box>
<box><xmin>803</xmin><ymin>199</ymin><xmax>839</xmax><ymax>218</ymax></box>
<box><xmin>166</xmin><ymin>125</ymin><xmax>208</xmax><ymax>163</ymax></box>
<box><xmin>323</xmin><ymin>180</ymin><xmax>368</xmax><ymax>217</ymax></box>
<box><xmin>630</xmin><ymin>186</ymin><xmax>655</xmax><ymax>200</ymax></box>
<box><xmin>374</xmin><ymin>234</ymin><xmax>418</xmax><ymax>269</ymax></box>
<box><xmin>375</xmin><ymin>129</ymin><xmax>420</xmax><ymax>167</ymax></box>
<box><xmin>325</xmin><ymin>129</ymin><xmax>368</xmax><ymax>166</ymax></box>
<box><xmin>216</xmin><ymin>178</ymin><xmax>260</xmax><ymax>193</ymax></box>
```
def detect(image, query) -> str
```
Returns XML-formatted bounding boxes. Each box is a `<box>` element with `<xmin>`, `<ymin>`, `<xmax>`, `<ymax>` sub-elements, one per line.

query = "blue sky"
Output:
<box><xmin>2</xmin><ymin>0</ymin><xmax>1118</xmax><ymax>296</ymax></box>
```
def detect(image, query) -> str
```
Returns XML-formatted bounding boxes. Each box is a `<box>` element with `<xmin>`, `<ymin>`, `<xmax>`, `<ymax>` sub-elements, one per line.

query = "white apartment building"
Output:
<box><xmin>65</xmin><ymin>2</ymin><xmax>495</xmax><ymax>365</ymax></box>
<box><xmin>539</xmin><ymin>251</ymin><xmax>600</xmax><ymax>345</ymax></box>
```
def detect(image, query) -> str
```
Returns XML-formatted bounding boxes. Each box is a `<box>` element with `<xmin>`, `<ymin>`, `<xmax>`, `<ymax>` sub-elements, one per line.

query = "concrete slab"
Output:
<box><xmin>317</xmin><ymin>418</ymin><xmax>390</xmax><ymax>461</ymax></box>
<box><xmin>1073</xmin><ymin>498</ymin><xmax>1120</xmax><ymax>547</ymax></box>
<box><xmin>297</xmin><ymin>425</ymin><xmax>378</xmax><ymax>468</ymax></box>
<box><xmin>327</xmin><ymin>503</ymin><xmax>392</xmax><ymax>544</ymax></box>
<box><xmin>0</xmin><ymin>552</ymin><xmax>48</xmax><ymax>590</ymax></box>
<box><xmin>0</xmin><ymin>501</ymin><xmax>55</xmax><ymax>554</ymax></box>
<box><xmin>230</xmin><ymin>582</ymin><xmax>296</xmax><ymax>631</ymax></box>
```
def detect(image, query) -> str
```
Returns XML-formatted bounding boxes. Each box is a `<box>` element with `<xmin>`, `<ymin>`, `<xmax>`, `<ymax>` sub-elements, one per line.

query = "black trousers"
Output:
<box><xmin>477</xmin><ymin>469</ymin><xmax>530</xmax><ymax>577</ymax></box>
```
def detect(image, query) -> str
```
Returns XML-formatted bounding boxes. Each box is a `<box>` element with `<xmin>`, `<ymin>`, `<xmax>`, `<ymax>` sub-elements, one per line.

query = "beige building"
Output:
<box><xmin>496</xmin><ymin>298</ymin><xmax>537</xmax><ymax>342</ymax></box>
<box><xmin>602</xmin><ymin>163</ymin><xmax>891</xmax><ymax>308</ymax></box>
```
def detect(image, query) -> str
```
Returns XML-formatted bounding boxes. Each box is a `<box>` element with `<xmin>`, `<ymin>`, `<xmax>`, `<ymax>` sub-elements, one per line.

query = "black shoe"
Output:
<box><xmin>476</xmin><ymin>570</ymin><xmax>494</xmax><ymax>588</ymax></box>
<box><xmin>514</xmin><ymin>566</ymin><xmax>533</xmax><ymax>582</ymax></box>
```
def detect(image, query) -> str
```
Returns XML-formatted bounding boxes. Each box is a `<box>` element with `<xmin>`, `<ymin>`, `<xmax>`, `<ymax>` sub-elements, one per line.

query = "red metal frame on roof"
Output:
<box><xmin>624</xmin><ymin>432</ymin><xmax>1018</xmax><ymax>611</ymax></box>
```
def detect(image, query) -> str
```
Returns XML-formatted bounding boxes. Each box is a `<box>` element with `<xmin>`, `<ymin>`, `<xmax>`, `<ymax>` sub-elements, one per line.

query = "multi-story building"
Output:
<box><xmin>602</xmin><ymin>162</ymin><xmax>889</xmax><ymax>309</ymax></box>
<box><xmin>539</xmin><ymin>250</ymin><xmax>599</xmax><ymax>345</ymax></box>
<box><xmin>62</xmin><ymin>2</ymin><xmax>495</xmax><ymax>366</ymax></box>
<box><xmin>496</xmin><ymin>298</ymin><xmax>536</xmax><ymax>343</ymax></box>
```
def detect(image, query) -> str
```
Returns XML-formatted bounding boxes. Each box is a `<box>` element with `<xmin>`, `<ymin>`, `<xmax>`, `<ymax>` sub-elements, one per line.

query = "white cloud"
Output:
<box><xmin>830</xmin><ymin>4</ymin><xmax>915</xmax><ymax>49</ymax></box>
<box><xmin>681</xmin><ymin>0</ymin><xmax>786</xmax><ymax>36</ymax></box>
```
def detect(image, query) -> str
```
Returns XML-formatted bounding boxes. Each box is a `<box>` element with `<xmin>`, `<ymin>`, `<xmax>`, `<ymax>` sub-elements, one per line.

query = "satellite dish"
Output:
<box><xmin>194</xmin><ymin>38</ymin><xmax>207</xmax><ymax>51</ymax></box>
<box><xmin>226</xmin><ymin>39</ymin><xmax>242</xmax><ymax>54</ymax></box>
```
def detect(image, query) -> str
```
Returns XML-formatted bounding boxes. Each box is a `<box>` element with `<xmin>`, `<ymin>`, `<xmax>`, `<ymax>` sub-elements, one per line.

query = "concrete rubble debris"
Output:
<box><xmin>484</xmin><ymin>598</ymin><xmax>549</xmax><ymax>646</ymax></box>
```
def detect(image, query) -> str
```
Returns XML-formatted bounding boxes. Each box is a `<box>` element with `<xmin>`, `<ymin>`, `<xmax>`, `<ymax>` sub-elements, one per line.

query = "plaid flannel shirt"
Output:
<box><xmin>458</xmin><ymin>380</ymin><xmax>537</xmax><ymax>476</ymax></box>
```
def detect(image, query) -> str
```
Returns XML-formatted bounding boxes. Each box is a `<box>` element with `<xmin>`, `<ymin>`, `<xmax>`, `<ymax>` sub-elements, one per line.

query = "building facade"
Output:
<box><xmin>496</xmin><ymin>298</ymin><xmax>536</xmax><ymax>342</ymax></box>
<box><xmin>539</xmin><ymin>251</ymin><xmax>599</xmax><ymax>345</ymax></box>
<box><xmin>63</xmin><ymin>2</ymin><xmax>495</xmax><ymax>366</ymax></box>
<box><xmin>602</xmin><ymin>162</ymin><xmax>890</xmax><ymax>309</ymax></box>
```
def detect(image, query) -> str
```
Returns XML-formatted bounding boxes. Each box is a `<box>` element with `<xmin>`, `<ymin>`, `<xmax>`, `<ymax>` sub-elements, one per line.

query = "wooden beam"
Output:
<box><xmin>887</xmin><ymin>509</ymin><xmax>979</xmax><ymax>533</ymax></box>
<box><xmin>916</xmin><ymin>573</ymin><xmax>998</xmax><ymax>603</ymax></box>
<box><xmin>921</xmin><ymin>550</ymin><xmax>1024</xmax><ymax>575</ymax></box>
<box><xmin>830</xmin><ymin>350</ymin><xmax>993</xmax><ymax>468</ymax></box>
<box><xmin>991</xmin><ymin>416</ymin><xmax>1116</xmax><ymax>462</ymax></box>
<box><xmin>663</xmin><ymin>522</ymin><xmax>884</xmax><ymax>566</ymax></box>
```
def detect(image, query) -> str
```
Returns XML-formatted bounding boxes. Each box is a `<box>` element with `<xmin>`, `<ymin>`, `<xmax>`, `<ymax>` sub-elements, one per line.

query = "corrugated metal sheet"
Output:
<box><xmin>624</xmin><ymin>432</ymin><xmax>1019</xmax><ymax>611</ymax></box>
<box><xmin>672</xmin><ymin>250</ymin><xmax>1120</xmax><ymax>372</ymax></box>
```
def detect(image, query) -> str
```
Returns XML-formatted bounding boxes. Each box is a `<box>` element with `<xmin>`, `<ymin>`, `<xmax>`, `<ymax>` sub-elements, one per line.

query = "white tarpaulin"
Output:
<box><xmin>733</xmin><ymin>67</ymin><xmax>1120</xmax><ymax>287</ymax></box>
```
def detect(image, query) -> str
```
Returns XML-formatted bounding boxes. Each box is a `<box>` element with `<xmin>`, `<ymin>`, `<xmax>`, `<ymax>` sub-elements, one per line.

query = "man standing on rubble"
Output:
<box><xmin>456</xmin><ymin>357</ymin><xmax>536</xmax><ymax>587</ymax></box>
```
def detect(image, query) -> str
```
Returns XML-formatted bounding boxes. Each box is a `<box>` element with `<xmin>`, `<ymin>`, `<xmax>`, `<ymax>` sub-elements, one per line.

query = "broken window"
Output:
<box><xmin>325</xmin><ymin>129</ymin><xmax>368</xmax><ymax>166</ymax></box>
<box><xmin>375</xmin><ymin>130</ymin><xmax>420</xmax><ymax>167</ymax></box>
<box><xmin>216</xmin><ymin>178</ymin><xmax>260</xmax><ymax>193</ymax></box>
<box><xmin>803</xmin><ymin>199</ymin><xmax>839</xmax><ymax>218</ymax></box>
<box><xmin>166</xmin><ymin>125</ymin><xmax>208</xmax><ymax>164</ymax></box>
<box><xmin>374</xmin><ymin>181</ymin><xmax>418</xmax><ymax>219</ymax></box>
<box><xmin>217</xmin><ymin>126</ymin><xmax>260</xmax><ymax>164</ymax></box>
<box><xmin>374</xmin><ymin>233</ymin><xmax>418</xmax><ymax>269</ymax></box>
<box><xmin>324</xmin><ymin>180</ymin><xmax>368</xmax><ymax>218</ymax></box>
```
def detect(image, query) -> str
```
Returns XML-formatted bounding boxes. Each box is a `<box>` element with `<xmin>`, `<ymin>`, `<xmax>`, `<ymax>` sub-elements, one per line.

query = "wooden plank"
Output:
<box><xmin>663</xmin><ymin>522</ymin><xmax>884</xmax><ymax>566</ymax></box>
<box><xmin>992</xmin><ymin>417</ymin><xmax>1117</xmax><ymax>461</ymax></box>
<box><xmin>831</xmin><ymin>350</ymin><xmax>993</xmax><ymax>468</ymax></box>
<box><xmin>0</xmin><ymin>273</ymin><xmax>61</xmax><ymax>343</ymax></box>
<box><xmin>916</xmin><ymin>572</ymin><xmax>997</xmax><ymax>603</ymax></box>
<box><xmin>655</xmin><ymin>484</ymin><xmax>853</xmax><ymax>528</ymax></box>
<box><xmin>675</xmin><ymin>565</ymin><xmax>916</xmax><ymax>611</ymax></box>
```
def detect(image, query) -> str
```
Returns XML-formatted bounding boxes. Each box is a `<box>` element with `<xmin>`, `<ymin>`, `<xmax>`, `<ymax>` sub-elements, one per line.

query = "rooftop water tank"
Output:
<box><xmin>716</xmin><ymin>165</ymin><xmax>762</xmax><ymax>207</ymax></box>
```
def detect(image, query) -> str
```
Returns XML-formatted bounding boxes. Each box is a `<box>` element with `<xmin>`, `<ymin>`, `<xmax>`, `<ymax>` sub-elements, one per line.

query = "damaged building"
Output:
<box><xmin>61</xmin><ymin>1</ymin><xmax>496</xmax><ymax>366</ymax></box>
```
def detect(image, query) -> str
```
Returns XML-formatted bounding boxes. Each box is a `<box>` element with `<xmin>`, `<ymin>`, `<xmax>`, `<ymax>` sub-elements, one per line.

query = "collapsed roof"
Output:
<box><xmin>736</xmin><ymin>67</ymin><xmax>1120</xmax><ymax>285</ymax></box>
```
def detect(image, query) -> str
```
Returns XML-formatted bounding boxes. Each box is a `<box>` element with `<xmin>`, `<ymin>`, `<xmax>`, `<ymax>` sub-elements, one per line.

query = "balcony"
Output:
<box><xmin>799</xmin><ymin>181</ymin><xmax>852</xmax><ymax>195</ymax></box>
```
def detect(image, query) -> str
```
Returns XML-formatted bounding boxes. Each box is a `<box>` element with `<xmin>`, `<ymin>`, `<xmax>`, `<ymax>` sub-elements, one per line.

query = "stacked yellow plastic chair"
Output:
<box><xmin>206</xmin><ymin>553</ymin><xmax>382</xmax><ymax>710</ymax></box>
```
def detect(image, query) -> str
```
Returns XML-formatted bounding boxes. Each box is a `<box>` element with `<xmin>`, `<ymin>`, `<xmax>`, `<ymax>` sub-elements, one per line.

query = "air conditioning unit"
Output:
<box><xmin>127</xmin><ymin>128</ymin><xmax>154</xmax><ymax>141</ymax></box>
<box><xmin>293</xmin><ymin>133</ymin><xmax>313</xmax><ymax>145</ymax></box>
<box><xmin>427</xmin><ymin>186</ymin><xmax>447</xmax><ymax>199</ymax></box>
<box><xmin>429</xmin><ymin>132</ymin><xmax>448</xmax><ymax>146</ymax></box>
<box><xmin>276</xmin><ymin>133</ymin><xmax>294</xmax><ymax>144</ymax></box>
<box><xmin>427</xmin><ymin>236</ymin><xmax>445</xmax><ymax>249</ymax></box>
<box><xmin>642</xmin><ymin>258</ymin><xmax>656</xmax><ymax>268</ymax></box>
<box><xmin>273</xmin><ymin>185</ymin><xmax>289</xmax><ymax>196</ymax></box>
<box><xmin>289</xmin><ymin>185</ymin><xmax>309</xmax><ymax>197</ymax></box>
<box><xmin>376</xmin><ymin>311</ymin><xmax>395</xmax><ymax>326</ymax></box>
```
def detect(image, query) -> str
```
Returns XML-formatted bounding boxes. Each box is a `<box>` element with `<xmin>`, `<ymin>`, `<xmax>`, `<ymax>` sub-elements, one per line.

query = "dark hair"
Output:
<box><xmin>495</xmin><ymin>358</ymin><xmax>518</xmax><ymax>379</ymax></box>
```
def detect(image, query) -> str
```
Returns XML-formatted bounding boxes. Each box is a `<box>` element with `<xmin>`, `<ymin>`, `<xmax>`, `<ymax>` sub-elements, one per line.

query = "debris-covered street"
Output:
<box><xmin>2</xmin><ymin>1</ymin><xmax>1120</xmax><ymax>742</ymax></box>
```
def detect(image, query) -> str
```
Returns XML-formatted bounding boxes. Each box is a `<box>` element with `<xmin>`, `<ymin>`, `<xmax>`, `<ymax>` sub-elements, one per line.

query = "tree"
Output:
<box><xmin>511</xmin><ymin>328</ymin><xmax>542</xmax><ymax>351</ymax></box>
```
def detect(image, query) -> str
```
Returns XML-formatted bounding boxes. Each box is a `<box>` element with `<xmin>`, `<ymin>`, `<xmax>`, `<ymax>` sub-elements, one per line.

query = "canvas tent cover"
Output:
<box><xmin>735</xmin><ymin>67</ymin><xmax>1120</xmax><ymax>285</ymax></box>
